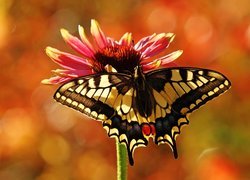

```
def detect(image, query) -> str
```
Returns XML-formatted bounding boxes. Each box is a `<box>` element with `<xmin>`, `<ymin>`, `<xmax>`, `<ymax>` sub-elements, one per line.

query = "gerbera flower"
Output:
<box><xmin>42</xmin><ymin>19</ymin><xmax>183</xmax><ymax>84</ymax></box>
<box><xmin>42</xmin><ymin>20</ymin><xmax>231</xmax><ymax>168</ymax></box>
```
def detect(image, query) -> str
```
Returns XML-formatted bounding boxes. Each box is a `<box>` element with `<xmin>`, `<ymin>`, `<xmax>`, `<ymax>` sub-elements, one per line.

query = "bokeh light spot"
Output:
<box><xmin>45</xmin><ymin>103</ymin><xmax>77</xmax><ymax>132</ymax></box>
<box><xmin>147</xmin><ymin>7</ymin><xmax>176</xmax><ymax>32</ymax></box>
<box><xmin>245</xmin><ymin>24</ymin><xmax>250</xmax><ymax>49</ymax></box>
<box><xmin>0</xmin><ymin>108</ymin><xmax>37</xmax><ymax>152</ymax></box>
<box><xmin>184</xmin><ymin>15</ymin><xmax>213</xmax><ymax>45</ymax></box>
<box><xmin>39</xmin><ymin>134</ymin><xmax>71</xmax><ymax>166</ymax></box>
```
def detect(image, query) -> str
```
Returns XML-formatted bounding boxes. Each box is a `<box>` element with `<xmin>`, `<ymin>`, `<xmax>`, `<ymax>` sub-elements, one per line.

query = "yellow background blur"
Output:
<box><xmin>0</xmin><ymin>0</ymin><xmax>250</xmax><ymax>179</ymax></box>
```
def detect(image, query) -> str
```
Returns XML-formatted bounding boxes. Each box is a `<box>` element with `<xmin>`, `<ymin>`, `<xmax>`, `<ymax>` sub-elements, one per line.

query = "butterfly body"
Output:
<box><xmin>54</xmin><ymin>66</ymin><xmax>231</xmax><ymax>165</ymax></box>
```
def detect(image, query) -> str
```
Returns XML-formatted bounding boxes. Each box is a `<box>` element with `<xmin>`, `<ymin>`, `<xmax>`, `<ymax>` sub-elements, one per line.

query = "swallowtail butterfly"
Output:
<box><xmin>54</xmin><ymin>65</ymin><xmax>231</xmax><ymax>165</ymax></box>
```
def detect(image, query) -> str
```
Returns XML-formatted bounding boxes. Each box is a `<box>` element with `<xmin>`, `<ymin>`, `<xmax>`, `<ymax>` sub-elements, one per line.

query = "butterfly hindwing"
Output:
<box><xmin>146</xmin><ymin>67</ymin><xmax>231</xmax><ymax>156</ymax></box>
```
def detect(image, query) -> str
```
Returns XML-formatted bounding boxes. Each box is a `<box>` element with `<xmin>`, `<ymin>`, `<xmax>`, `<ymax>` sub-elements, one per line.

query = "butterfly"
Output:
<box><xmin>54</xmin><ymin>65</ymin><xmax>231</xmax><ymax>165</ymax></box>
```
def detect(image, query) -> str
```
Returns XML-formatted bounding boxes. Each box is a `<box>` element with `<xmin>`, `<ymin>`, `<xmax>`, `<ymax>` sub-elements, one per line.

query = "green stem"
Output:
<box><xmin>116</xmin><ymin>139</ymin><xmax>127</xmax><ymax>180</ymax></box>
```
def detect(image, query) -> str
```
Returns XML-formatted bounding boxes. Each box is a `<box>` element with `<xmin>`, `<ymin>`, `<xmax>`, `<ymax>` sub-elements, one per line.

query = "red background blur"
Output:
<box><xmin>0</xmin><ymin>0</ymin><xmax>250</xmax><ymax>179</ymax></box>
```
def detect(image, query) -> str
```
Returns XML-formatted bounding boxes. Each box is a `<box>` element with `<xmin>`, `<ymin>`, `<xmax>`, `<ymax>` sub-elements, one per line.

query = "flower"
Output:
<box><xmin>42</xmin><ymin>19</ymin><xmax>183</xmax><ymax>84</ymax></box>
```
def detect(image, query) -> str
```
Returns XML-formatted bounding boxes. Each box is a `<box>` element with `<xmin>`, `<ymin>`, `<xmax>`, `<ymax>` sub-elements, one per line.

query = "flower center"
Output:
<box><xmin>93</xmin><ymin>45</ymin><xmax>141</xmax><ymax>73</ymax></box>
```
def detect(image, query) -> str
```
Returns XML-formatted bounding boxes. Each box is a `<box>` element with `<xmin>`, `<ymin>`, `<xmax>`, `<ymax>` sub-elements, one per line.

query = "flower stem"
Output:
<box><xmin>116</xmin><ymin>139</ymin><xmax>127</xmax><ymax>180</ymax></box>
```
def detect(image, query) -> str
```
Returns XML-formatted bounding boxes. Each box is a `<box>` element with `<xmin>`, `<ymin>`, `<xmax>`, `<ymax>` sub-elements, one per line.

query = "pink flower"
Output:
<box><xmin>42</xmin><ymin>19</ymin><xmax>183</xmax><ymax>84</ymax></box>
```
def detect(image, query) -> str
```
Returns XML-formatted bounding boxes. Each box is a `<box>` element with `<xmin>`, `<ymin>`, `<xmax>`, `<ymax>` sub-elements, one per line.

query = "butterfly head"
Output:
<box><xmin>134</xmin><ymin>65</ymin><xmax>144</xmax><ymax>78</ymax></box>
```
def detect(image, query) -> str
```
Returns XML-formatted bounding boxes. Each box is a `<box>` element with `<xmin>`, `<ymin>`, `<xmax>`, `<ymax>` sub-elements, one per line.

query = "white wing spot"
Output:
<box><xmin>201</xmin><ymin>94</ymin><xmax>207</xmax><ymax>100</ymax></box>
<box><xmin>190</xmin><ymin>103</ymin><xmax>196</xmax><ymax>109</ymax></box>
<box><xmin>171</xmin><ymin>70</ymin><xmax>182</xmax><ymax>81</ymax></box>
<box><xmin>78</xmin><ymin>103</ymin><xmax>85</xmax><ymax>111</ymax></box>
<box><xmin>224</xmin><ymin>80</ymin><xmax>229</xmax><ymax>86</ymax></box>
<box><xmin>92</xmin><ymin>89</ymin><xmax>103</xmax><ymax>100</ymax></box>
<box><xmin>164</xmin><ymin>134</ymin><xmax>173</xmax><ymax>146</ymax></box>
<box><xmin>178</xmin><ymin>118</ymin><xmax>188</xmax><ymax>127</ymax></box>
<box><xmin>214</xmin><ymin>87</ymin><xmax>220</xmax><ymax>93</ymax></box>
<box><xmin>90</xmin><ymin>111</ymin><xmax>98</xmax><ymax>118</ymax></box>
<box><xmin>98</xmin><ymin>114</ymin><xmax>107</xmax><ymax>120</ymax></box>
<box><xmin>84</xmin><ymin>107</ymin><xmax>91</xmax><ymax>115</ymax></box>
<box><xmin>78</xmin><ymin>80</ymin><xmax>84</xmax><ymax>84</ymax></box>
<box><xmin>99</xmin><ymin>75</ymin><xmax>111</xmax><ymax>87</ymax></box>
<box><xmin>86</xmin><ymin>89</ymin><xmax>96</xmax><ymax>98</ymax></box>
<box><xmin>55</xmin><ymin>92</ymin><xmax>61</xmax><ymax>99</ymax></box>
<box><xmin>210</xmin><ymin>77</ymin><xmax>216</xmax><ymax>81</ymax></box>
<box><xmin>60</xmin><ymin>82</ymin><xmax>75</xmax><ymax>92</ymax></box>
<box><xmin>219</xmin><ymin>84</ymin><xmax>225</xmax><ymax>89</ymax></box>
<box><xmin>72</xmin><ymin>101</ymin><xmax>78</xmax><ymax>107</ymax></box>
<box><xmin>180</xmin><ymin>82</ymin><xmax>191</xmax><ymax>93</ymax></box>
<box><xmin>66</xmin><ymin>98</ymin><xmax>72</xmax><ymax>104</ymax></box>
<box><xmin>172</xmin><ymin>82</ymin><xmax>185</xmax><ymax>96</ymax></box>
<box><xmin>129</xmin><ymin>139</ymin><xmax>137</xmax><ymax>151</ymax></box>
<box><xmin>208</xmin><ymin>91</ymin><xmax>214</xmax><ymax>96</ymax></box>
<box><xmin>196</xmin><ymin>80</ymin><xmax>203</xmax><ymax>87</ymax></box>
<box><xmin>171</xmin><ymin>126</ymin><xmax>179</xmax><ymax>137</ymax></box>
<box><xmin>88</xmin><ymin>78</ymin><xmax>96</xmax><ymax>88</ymax></box>
<box><xmin>109</xmin><ymin>128</ymin><xmax>119</xmax><ymax>136</ymax></box>
<box><xmin>187</xmin><ymin>81</ymin><xmax>198</xmax><ymax>89</ymax></box>
<box><xmin>180</xmin><ymin>107</ymin><xmax>189</xmax><ymax>114</ymax></box>
<box><xmin>99</xmin><ymin>88</ymin><xmax>110</xmax><ymax>102</ymax></box>
<box><xmin>75</xmin><ymin>85</ymin><xmax>84</xmax><ymax>93</ymax></box>
<box><xmin>80</xmin><ymin>88</ymin><xmax>87</xmax><ymax>96</ymax></box>
<box><xmin>198</xmin><ymin>70</ymin><xmax>204</xmax><ymax>75</ymax></box>
<box><xmin>199</xmin><ymin>76</ymin><xmax>208</xmax><ymax>83</ymax></box>
<box><xmin>196</xmin><ymin>99</ymin><xmax>202</xmax><ymax>105</ymax></box>
<box><xmin>187</xmin><ymin>71</ymin><xmax>193</xmax><ymax>81</ymax></box>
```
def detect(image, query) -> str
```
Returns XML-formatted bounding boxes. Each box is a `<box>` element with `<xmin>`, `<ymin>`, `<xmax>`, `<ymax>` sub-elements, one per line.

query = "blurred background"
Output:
<box><xmin>0</xmin><ymin>0</ymin><xmax>250</xmax><ymax>179</ymax></box>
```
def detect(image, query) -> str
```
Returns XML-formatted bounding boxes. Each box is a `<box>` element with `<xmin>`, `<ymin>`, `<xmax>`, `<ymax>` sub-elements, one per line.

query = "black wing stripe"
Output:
<box><xmin>55</xmin><ymin>89</ymin><xmax>115</xmax><ymax>119</ymax></box>
<box><xmin>172</xmin><ymin>78</ymin><xmax>230</xmax><ymax>115</ymax></box>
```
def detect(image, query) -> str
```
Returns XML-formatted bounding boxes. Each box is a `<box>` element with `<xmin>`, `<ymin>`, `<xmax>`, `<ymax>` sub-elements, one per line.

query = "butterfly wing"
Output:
<box><xmin>146</xmin><ymin>67</ymin><xmax>231</xmax><ymax>157</ymax></box>
<box><xmin>54</xmin><ymin>73</ymin><xmax>148</xmax><ymax>165</ymax></box>
<box><xmin>54</xmin><ymin>67</ymin><xmax>231</xmax><ymax>165</ymax></box>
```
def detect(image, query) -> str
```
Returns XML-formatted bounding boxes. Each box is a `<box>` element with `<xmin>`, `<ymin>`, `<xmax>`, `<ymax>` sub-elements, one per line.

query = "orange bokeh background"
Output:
<box><xmin>0</xmin><ymin>0</ymin><xmax>250</xmax><ymax>179</ymax></box>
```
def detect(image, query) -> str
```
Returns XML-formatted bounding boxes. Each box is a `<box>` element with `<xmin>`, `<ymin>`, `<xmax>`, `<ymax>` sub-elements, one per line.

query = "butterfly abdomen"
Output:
<box><xmin>134</xmin><ymin>74</ymin><xmax>155</xmax><ymax>118</ymax></box>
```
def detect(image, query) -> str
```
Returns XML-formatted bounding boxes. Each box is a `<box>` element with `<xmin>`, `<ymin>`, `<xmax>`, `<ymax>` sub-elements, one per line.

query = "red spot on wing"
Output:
<box><xmin>150</xmin><ymin>124</ymin><xmax>156</xmax><ymax>135</ymax></box>
<box><xmin>142</xmin><ymin>123</ymin><xmax>156</xmax><ymax>136</ymax></box>
<box><xmin>142</xmin><ymin>124</ymin><xmax>151</xmax><ymax>136</ymax></box>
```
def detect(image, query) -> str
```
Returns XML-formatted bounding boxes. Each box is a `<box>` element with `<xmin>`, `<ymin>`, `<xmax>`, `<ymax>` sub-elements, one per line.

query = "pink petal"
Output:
<box><xmin>158</xmin><ymin>50</ymin><xmax>183</xmax><ymax>65</ymax></box>
<box><xmin>107</xmin><ymin>37</ymin><xmax>116</xmax><ymax>47</ymax></box>
<box><xmin>90</xmin><ymin>19</ymin><xmax>108</xmax><ymax>48</ymax></box>
<box><xmin>142</xmin><ymin>59</ymin><xmax>161</xmax><ymax>71</ymax></box>
<box><xmin>78</xmin><ymin>25</ymin><xmax>96</xmax><ymax>54</ymax></box>
<box><xmin>141</xmin><ymin>33</ymin><xmax>175</xmax><ymax>59</ymax></box>
<box><xmin>46</xmin><ymin>47</ymin><xmax>92</xmax><ymax>70</ymax></box>
<box><xmin>119</xmin><ymin>32</ymin><xmax>133</xmax><ymax>46</ymax></box>
<box><xmin>42</xmin><ymin>68</ymin><xmax>94</xmax><ymax>85</ymax></box>
<box><xmin>61</xmin><ymin>29</ymin><xmax>95</xmax><ymax>58</ymax></box>
<box><xmin>41</xmin><ymin>76</ymin><xmax>72</xmax><ymax>85</ymax></box>
<box><xmin>52</xmin><ymin>69</ymin><xmax>93</xmax><ymax>77</ymax></box>
<box><xmin>142</xmin><ymin>50</ymin><xmax>183</xmax><ymax>71</ymax></box>
<box><xmin>134</xmin><ymin>33</ymin><xmax>156</xmax><ymax>50</ymax></box>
